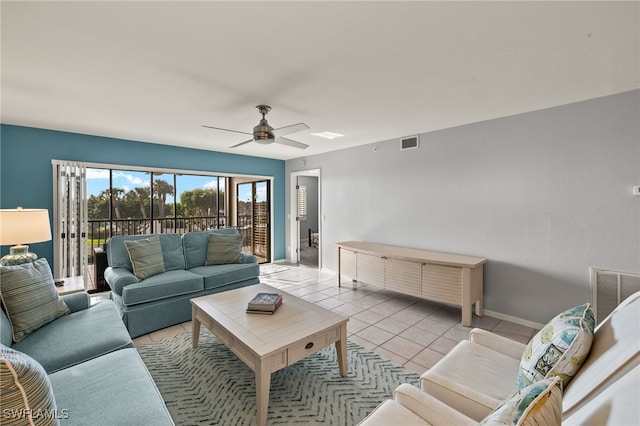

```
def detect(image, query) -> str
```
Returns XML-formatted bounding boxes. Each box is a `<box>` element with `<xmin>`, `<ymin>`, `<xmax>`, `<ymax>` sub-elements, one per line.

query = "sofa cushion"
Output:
<box><xmin>0</xmin><ymin>259</ymin><xmax>70</xmax><ymax>343</ymax></box>
<box><xmin>124</xmin><ymin>236</ymin><xmax>166</xmax><ymax>280</ymax></box>
<box><xmin>189</xmin><ymin>262</ymin><xmax>260</xmax><ymax>290</ymax></box>
<box><xmin>480</xmin><ymin>376</ymin><xmax>562</xmax><ymax>426</ymax></box>
<box><xmin>205</xmin><ymin>233</ymin><xmax>243</xmax><ymax>265</ymax></box>
<box><xmin>121</xmin><ymin>270</ymin><xmax>203</xmax><ymax>306</ymax></box>
<box><xmin>107</xmin><ymin>234</ymin><xmax>184</xmax><ymax>272</ymax></box>
<box><xmin>12</xmin><ymin>300</ymin><xmax>133</xmax><ymax>373</ymax></box>
<box><xmin>518</xmin><ymin>303</ymin><xmax>595</xmax><ymax>389</ymax></box>
<box><xmin>0</xmin><ymin>345</ymin><xmax>59</xmax><ymax>426</ymax></box>
<box><xmin>49</xmin><ymin>348</ymin><xmax>174</xmax><ymax>425</ymax></box>
<box><xmin>182</xmin><ymin>228</ymin><xmax>238</xmax><ymax>269</ymax></box>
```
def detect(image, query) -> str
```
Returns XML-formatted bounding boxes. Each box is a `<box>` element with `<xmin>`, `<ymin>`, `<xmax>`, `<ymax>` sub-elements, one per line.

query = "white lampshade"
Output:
<box><xmin>0</xmin><ymin>208</ymin><xmax>52</xmax><ymax>266</ymax></box>
<box><xmin>0</xmin><ymin>208</ymin><xmax>52</xmax><ymax>245</ymax></box>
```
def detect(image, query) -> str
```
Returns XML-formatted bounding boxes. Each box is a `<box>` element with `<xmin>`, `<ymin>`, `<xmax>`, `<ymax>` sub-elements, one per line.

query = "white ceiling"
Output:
<box><xmin>2</xmin><ymin>1</ymin><xmax>638</xmax><ymax>160</ymax></box>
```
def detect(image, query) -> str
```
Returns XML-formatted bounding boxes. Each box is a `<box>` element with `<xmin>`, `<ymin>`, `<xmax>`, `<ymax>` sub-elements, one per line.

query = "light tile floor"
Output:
<box><xmin>133</xmin><ymin>264</ymin><xmax>538</xmax><ymax>375</ymax></box>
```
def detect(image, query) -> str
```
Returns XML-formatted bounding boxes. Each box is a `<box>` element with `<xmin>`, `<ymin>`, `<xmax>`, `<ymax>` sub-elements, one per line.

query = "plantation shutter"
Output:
<box><xmin>52</xmin><ymin>160</ymin><xmax>88</xmax><ymax>285</ymax></box>
<box><xmin>297</xmin><ymin>185</ymin><xmax>307</xmax><ymax>221</ymax></box>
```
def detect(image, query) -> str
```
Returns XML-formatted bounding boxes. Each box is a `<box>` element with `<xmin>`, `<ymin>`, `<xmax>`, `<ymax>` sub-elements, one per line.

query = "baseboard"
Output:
<box><xmin>309</xmin><ymin>267</ymin><xmax>544</xmax><ymax>329</ymax></box>
<box><xmin>483</xmin><ymin>309</ymin><xmax>544</xmax><ymax>330</ymax></box>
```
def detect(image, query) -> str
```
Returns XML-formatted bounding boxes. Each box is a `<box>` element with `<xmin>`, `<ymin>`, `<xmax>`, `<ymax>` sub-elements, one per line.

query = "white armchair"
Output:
<box><xmin>358</xmin><ymin>383</ymin><xmax>476</xmax><ymax>426</ymax></box>
<box><xmin>360</xmin><ymin>291</ymin><xmax>640</xmax><ymax>426</ymax></box>
<box><xmin>419</xmin><ymin>291</ymin><xmax>640</xmax><ymax>424</ymax></box>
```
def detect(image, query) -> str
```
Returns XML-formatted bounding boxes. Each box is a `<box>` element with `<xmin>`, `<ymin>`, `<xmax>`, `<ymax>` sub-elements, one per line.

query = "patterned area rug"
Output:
<box><xmin>137</xmin><ymin>331</ymin><xmax>419</xmax><ymax>425</ymax></box>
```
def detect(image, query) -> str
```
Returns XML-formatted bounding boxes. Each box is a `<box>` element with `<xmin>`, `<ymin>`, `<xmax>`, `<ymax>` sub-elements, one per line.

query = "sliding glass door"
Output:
<box><xmin>237</xmin><ymin>180</ymin><xmax>271</xmax><ymax>263</ymax></box>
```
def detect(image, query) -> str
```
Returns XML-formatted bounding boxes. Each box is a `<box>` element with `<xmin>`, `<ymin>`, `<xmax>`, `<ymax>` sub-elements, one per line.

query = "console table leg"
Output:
<box><xmin>462</xmin><ymin>306</ymin><xmax>472</xmax><ymax>327</ymax></box>
<box><xmin>475</xmin><ymin>298</ymin><xmax>484</xmax><ymax>316</ymax></box>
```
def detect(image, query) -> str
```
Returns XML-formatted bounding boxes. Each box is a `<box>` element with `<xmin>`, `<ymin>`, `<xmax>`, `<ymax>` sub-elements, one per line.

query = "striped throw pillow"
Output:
<box><xmin>205</xmin><ymin>233</ymin><xmax>243</xmax><ymax>265</ymax></box>
<box><xmin>124</xmin><ymin>236</ymin><xmax>165</xmax><ymax>281</ymax></box>
<box><xmin>480</xmin><ymin>376</ymin><xmax>562</xmax><ymax>426</ymax></box>
<box><xmin>0</xmin><ymin>259</ymin><xmax>70</xmax><ymax>342</ymax></box>
<box><xmin>0</xmin><ymin>345</ymin><xmax>60</xmax><ymax>426</ymax></box>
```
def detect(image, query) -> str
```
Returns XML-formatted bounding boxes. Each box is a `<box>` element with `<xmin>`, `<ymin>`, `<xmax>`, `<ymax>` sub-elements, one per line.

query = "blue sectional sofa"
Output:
<box><xmin>104</xmin><ymin>228</ymin><xmax>260</xmax><ymax>338</ymax></box>
<box><xmin>1</xmin><ymin>292</ymin><xmax>173</xmax><ymax>425</ymax></box>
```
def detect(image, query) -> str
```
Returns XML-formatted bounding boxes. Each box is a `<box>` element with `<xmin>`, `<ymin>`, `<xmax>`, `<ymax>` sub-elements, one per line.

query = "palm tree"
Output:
<box><xmin>110</xmin><ymin>188</ymin><xmax>125</xmax><ymax>220</ymax></box>
<box><xmin>133</xmin><ymin>187</ymin><xmax>150</xmax><ymax>219</ymax></box>
<box><xmin>153</xmin><ymin>179</ymin><xmax>174</xmax><ymax>232</ymax></box>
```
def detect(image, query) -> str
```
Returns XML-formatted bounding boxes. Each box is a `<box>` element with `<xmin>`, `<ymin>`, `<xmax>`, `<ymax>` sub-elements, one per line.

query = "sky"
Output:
<box><xmin>87</xmin><ymin>168</ymin><xmax>223</xmax><ymax>198</ymax></box>
<box><xmin>86</xmin><ymin>168</ymin><xmax>263</xmax><ymax>203</ymax></box>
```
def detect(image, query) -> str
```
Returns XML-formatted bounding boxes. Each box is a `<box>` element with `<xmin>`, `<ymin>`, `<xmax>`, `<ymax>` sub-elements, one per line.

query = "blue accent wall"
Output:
<box><xmin>0</xmin><ymin>124</ymin><xmax>286</xmax><ymax>264</ymax></box>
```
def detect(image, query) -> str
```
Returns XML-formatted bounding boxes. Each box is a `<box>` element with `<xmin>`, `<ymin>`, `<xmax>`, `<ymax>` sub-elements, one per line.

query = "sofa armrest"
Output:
<box><xmin>393</xmin><ymin>384</ymin><xmax>477</xmax><ymax>426</ymax></box>
<box><xmin>469</xmin><ymin>328</ymin><xmax>526</xmax><ymax>359</ymax></box>
<box><xmin>104</xmin><ymin>266</ymin><xmax>138</xmax><ymax>295</ymax></box>
<box><xmin>241</xmin><ymin>252</ymin><xmax>257</xmax><ymax>264</ymax></box>
<box><xmin>61</xmin><ymin>292</ymin><xmax>90</xmax><ymax>312</ymax></box>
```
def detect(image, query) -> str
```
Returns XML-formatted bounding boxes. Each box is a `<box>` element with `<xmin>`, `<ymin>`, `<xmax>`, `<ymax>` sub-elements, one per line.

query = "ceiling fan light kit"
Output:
<box><xmin>202</xmin><ymin>105</ymin><xmax>310</xmax><ymax>149</ymax></box>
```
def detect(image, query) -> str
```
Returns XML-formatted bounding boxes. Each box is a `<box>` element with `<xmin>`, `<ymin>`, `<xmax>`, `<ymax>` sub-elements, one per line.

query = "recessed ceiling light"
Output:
<box><xmin>311</xmin><ymin>131</ymin><xmax>344</xmax><ymax>140</ymax></box>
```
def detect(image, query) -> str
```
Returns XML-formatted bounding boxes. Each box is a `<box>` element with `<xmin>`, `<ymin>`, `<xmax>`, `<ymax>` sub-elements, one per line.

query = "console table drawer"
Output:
<box><xmin>287</xmin><ymin>326</ymin><xmax>340</xmax><ymax>366</ymax></box>
<box><xmin>339</xmin><ymin>247</ymin><xmax>357</xmax><ymax>279</ymax></box>
<box><xmin>422</xmin><ymin>264</ymin><xmax>463</xmax><ymax>305</ymax></box>
<box><xmin>356</xmin><ymin>253</ymin><xmax>384</xmax><ymax>287</ymax></box>
<box><xmin>385</xmin><ymin>258</ymin><xmax>421</xmax><ymax>297</ymax></box>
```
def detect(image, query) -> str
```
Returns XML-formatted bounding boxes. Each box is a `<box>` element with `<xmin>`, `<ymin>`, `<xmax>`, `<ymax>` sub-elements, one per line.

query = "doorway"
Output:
<box><xmin>236</xmin><ymin>180</ymin><xmax>271</xmax><ymax>263</ymax></box>
<box><xmin>291</xmin><ymin>170</ymin><xmax>320</xmax><ymax>268</ymax></box>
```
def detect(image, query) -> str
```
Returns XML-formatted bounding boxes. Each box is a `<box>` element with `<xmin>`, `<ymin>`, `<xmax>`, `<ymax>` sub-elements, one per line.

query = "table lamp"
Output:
<box><xmin>0</xmin><ymin>207</ymin><xmax>52</xmax><ymax>266</ymax></box>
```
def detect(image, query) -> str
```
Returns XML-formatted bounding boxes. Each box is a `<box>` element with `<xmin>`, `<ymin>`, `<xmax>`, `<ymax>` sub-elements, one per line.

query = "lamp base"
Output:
<box><xmin>0</xmin><ymin>245</ymin><xmax>38</xmax><ymax>266</ymax></box>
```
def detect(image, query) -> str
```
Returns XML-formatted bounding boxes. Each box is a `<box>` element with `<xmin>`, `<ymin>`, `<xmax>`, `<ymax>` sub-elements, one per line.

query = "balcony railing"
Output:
<box><xmin>87</xmin><ymin>215</ymin><xmax>256</xmax><ymax>262</ymax></box>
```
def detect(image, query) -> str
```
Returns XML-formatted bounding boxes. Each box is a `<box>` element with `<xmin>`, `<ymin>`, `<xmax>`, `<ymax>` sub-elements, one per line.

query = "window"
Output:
<box><xmin>54</xmin><ymin>160</ymin><xmax>273</xmax><ymax>291</ymax></box>
<box><xmin>87</xmin><ymin>169</ymin><xmax>230</xmax><ymax>239</ymax></box>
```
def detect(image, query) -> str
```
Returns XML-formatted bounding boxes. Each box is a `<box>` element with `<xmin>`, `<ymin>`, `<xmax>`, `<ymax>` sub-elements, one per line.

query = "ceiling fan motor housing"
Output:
<box><xmin>203</xmin><ymin>103</ymin><xmax>309</xmax><ymax>149</ymax></box>
<box><xmin>253</xmin><ymin>118</ymin><xmax>275</xmax><ymax>143</ymax></box>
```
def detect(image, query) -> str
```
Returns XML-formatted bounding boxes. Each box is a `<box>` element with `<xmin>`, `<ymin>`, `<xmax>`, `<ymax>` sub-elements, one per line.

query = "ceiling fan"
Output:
<box><xmin>202</xmin><ymin>105</ymin><xmax>310</xmax><ymax>149</ymax></box>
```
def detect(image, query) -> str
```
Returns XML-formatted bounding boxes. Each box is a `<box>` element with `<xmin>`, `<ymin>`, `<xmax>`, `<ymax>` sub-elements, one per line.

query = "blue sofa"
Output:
<box><xmin>104</xmin><ymin>228</ymin><xmax>260</xmax><ymax>338</ymax></box>
<box><xmin>1</xmin><ymin>292</ymin><xmax>174</xmax><ymax>425</ymax></box>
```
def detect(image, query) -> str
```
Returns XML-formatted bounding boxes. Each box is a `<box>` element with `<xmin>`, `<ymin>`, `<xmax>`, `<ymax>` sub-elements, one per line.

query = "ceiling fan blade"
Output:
<box><xmin>229</xmin><ymin>139</ymin><xmax>254</xmax><ymax>148</ymax></box>
<box><xmin>273</xmin><ymin>123</ymin><xmax>309</xmax><ymax>137</ymax></box>
<box><xmin>275</xmin><ymin>137</ymin><xmax>309</xmax><ymax>149</ymax></box>
<box><xmin>202</xmin><ymin>125</ymin><xmax>252</xmax><ymax>136</ymax></box>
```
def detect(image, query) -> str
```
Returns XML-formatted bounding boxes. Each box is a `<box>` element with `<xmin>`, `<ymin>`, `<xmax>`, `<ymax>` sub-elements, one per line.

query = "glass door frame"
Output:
<box><xmin>236</xmin><ymin>179</ymin><xmax>271</xmax><ymax>263</ymax></box>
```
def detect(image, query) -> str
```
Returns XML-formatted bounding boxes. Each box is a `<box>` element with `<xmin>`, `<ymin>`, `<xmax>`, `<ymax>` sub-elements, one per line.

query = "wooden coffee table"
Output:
<box><xmin>191</xmin><ymin>283</ymin><xmax>348</xmax><ymax>426</ymax></box>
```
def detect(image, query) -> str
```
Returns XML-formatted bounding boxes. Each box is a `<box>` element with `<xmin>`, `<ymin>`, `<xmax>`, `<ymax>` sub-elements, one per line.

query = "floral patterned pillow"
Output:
<box><xmin>518</xmin><ymin>303</ymin><xmax>595</xmax><ymax>389</ymax></box>
<box><xmin>481</xmin><ymin>376</ymin><xmax>562</xmax><ymax>426</ymax></box>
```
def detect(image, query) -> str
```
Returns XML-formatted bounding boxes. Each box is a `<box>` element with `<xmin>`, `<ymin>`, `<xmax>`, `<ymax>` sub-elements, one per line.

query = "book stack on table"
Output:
<box><xmin>246</xmin><ymin>292</ymin><xmax>283</xmax><ymax>315</ymax></box>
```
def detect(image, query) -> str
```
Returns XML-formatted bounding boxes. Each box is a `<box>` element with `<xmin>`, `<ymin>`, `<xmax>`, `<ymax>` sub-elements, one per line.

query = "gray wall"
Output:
<box><xmin>285</xmin><ymin>90</ymin><xmax>640</xmax><ymax>324</ymax></box>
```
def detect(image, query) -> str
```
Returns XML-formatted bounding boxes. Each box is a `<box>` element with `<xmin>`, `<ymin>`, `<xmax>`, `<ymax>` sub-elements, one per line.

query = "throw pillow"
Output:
<box><xmin>0</xmin><ymin>344</ymin><xmax>60</xmax><ymax>426</ymax></box>
<box><xmin>0</xmin><ymin>259</ymin><xmax>70</xmax><ymax>343</ymax></box>
<box><xmin>518</xmin><ymin>303</ymin><xmax>595</xmax><ymax>389</ymax></box>
<box><xmin>205</xmin><ymin>233</ymin><xmax>243</xmax><ymax>265</ymax></box>
<box><xmin>480</xmin><ymin>376</ymin><xmax>562</xmax><ymax>426</ymax></box>
<box><xmin>124</xmin><ymin>236</ymin><xmax>165</xmax><ymax>281</ymax></box>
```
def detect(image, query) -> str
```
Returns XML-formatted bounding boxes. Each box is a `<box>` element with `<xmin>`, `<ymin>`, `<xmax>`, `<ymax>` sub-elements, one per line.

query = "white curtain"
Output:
<box><xmin>52</xmin><ymin>161</ymin><xmax>88</xmax><ymax>285</ymax></box>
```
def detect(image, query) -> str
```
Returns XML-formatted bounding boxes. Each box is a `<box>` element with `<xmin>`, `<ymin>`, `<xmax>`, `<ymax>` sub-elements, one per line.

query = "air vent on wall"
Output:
<box><xmin>401</xmin><ymin>135</ymin><xmax>419</xmax><ymax>150</ymax></box>
<box><xmin>590</xmin><ymin>267</ymin><xmax>640</xmax><ymax>324</ymax></box>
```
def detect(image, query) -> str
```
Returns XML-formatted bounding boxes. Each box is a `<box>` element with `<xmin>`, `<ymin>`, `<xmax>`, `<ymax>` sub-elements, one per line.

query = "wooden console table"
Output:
<box><xmin>336</xmin><ymin>241</ymin><xmax>487</xmax><ymax>326</ymax></box>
